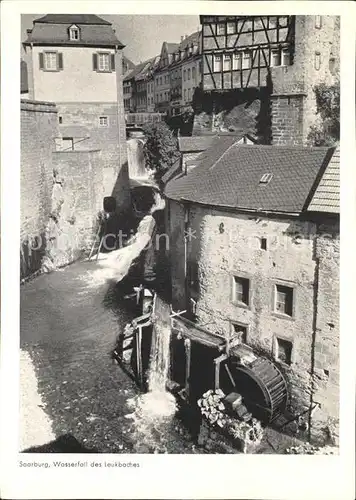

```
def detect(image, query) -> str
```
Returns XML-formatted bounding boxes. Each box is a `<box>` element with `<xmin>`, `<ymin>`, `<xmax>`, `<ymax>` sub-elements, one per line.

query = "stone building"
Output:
<box><xmin>199</xmin><ymin>15</ymin><xmax>340</xmax><ymax>145</ymax></box>
<box><xmin>164</xmin><ymin>138</ymin><xmax>340</xmax><ymax>444</ymax></box>
<box><xmin>23</xmin><ymin>14</ymin><xmax>129</xmax><ymax>207</ymax></box>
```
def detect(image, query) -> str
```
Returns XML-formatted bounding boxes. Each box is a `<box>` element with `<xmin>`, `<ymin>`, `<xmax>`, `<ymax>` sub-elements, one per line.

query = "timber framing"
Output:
<box><xmin>200</xmin><ymin>15</ymin><xmax>295</xmax><ymax>90</ymax></box>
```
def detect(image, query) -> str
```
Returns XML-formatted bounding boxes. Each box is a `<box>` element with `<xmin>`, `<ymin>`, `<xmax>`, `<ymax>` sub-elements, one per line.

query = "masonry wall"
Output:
<box><xmin>56</xmin><ymin>102</ymin><xmax>130</xmax><ymax>211</ymax></box>
<box><xmin>168</xmin><ymin>199</ymin><xmax>340</xmax><ymax>443</ymax></box>
<box><xmin>20</xmin><ymin>100</ymin><xmax>59</xmax><ymax>277</ymax></box>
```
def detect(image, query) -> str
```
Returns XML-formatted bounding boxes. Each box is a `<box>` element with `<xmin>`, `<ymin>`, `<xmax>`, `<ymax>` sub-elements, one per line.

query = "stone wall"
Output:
<box><xmin>56</xmin><ymin>102</ymin><xmax>130</xmax><ymax>210</ymax></box>
<box><xmin>21</xmin><ymin>98</ymin><xmax>131</xmax><ymax>278</ymax></box>
<box><xmin>20</xmin><ymin>100</ymin><xmax>59</xmax><ymax>277</ymax></box>
<box><xmin>167</xmin><ymin>199</ymin><xmax>339</xmax><ymax>443</ymax></box>
<box><xmin>270</xmin><ymin>95</ymin><xmax>304</xmax><ymax>146</ymax></box>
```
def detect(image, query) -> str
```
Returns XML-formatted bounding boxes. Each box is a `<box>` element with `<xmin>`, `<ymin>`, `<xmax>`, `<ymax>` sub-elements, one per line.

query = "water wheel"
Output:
<box><xmin>221</xmin><ymin>356</ymin><xmax>288</xmax><ymax>423</ymax></box>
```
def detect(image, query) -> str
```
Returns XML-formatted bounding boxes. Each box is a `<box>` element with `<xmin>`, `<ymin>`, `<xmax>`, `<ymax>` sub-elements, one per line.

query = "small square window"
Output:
<box><xmin>233</xmin><ymin>276</ymin><xmax>250</xmax><ymax>306</ymax></box>
<box><xmin>232</xmin><ymin>323</ymin><xmax>247</xmax><ymax>344</ymax></box>
<box><xmin>275</xmin><ymin>284</ymin><xmax>293</xmax><ymax>316</ymax></box>
<box><xmin>99</xmin><ymin>116</ymin><xmax>108</xmax><ymax>127</ymax></box>
<box><xmin>260</xmin><ymin>173</ymin><xmax>273</xmax><ymax>184</ymax></box>
<box><xmin>261</xmin><ymin>238</ymin><xmax>267</xmax><ymax>250</ymax></box>
<box><xmin>58</xmin><ymin>116</ymin><xmax>63</xmax><ymax>124</ymax></box>
<box><xmin>69</xmin><ymin>27</ymin><xmax>79</xmax><ymax>41</ymax></box>
<box><xmin>276</xmin><ymin>337</ymin><xmax>292</xmax><ymax>365</ymax></box>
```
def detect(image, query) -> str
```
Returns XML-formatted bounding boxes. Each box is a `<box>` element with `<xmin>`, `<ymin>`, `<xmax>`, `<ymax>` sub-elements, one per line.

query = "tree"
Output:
<box><xmin>142</xmin><ymin>122</ymin><xmax>181</xmax><ymax>182</ymax></box>
<box><xmin>308</xmin><ymin>83</ymin><xmax>340</xmax><ymax>146</ymax></box>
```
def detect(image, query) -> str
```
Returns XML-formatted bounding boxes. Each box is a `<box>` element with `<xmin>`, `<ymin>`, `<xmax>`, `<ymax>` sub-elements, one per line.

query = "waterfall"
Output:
<box><xmin>125</xmin><ymin>297</ymin><xmax>177</xmax><ymax>452</ymax></box>
<box><xmin>127</xmin><ymin>138</ymin><xmax>148</xmax><ymax>179</ymax></box>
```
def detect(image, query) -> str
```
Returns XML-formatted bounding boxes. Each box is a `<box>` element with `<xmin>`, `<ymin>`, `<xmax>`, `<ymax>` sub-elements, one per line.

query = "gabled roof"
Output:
<box><xmin>179</xmin><ymin>31</ymin><xmax>201</xmax><ymax>51</ymax></box>
<box><xmin>24</xmin><ymin>14</ymin><xmax>124</xmax><ymax>48</ymax></box>
<box><xmin>165</xmin><ymin>143</ymin><xmax>335</xmax><ymax>215</ymax></box>
<box><xmin>307</xmin><ymin>146</ymin><xmax>340</xmax><ymax>214</ymax></box>
<box><xmin>33</xmin><ymin>15</ymin><xmax>112</xmax><ymax>25</ymax></box>
<box><xmin>123</xmin><ymin>58</ymin><xmax>153</xmax><ymax>82</ymax></box>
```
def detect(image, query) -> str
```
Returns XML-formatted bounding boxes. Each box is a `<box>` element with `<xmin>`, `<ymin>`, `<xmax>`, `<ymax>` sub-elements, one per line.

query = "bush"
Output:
<box><xmin>308</xmin><ymin>83</ymin><xmax>340</xmax><ymax>146</ymax></box>
<box><xmin>142</xmin><ymin>122</ymin><xmax>181</xmax><ymax>182</ymax></box>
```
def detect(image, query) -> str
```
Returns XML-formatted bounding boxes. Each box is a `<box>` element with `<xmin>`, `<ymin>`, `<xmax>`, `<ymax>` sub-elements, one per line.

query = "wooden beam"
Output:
<box><xmin>136</xmin><ymin>326</ymin><xmax>143</xmax><ymax>388</ymax></box>
<box><xmin>184</xmin><ymin>338</ymin><xmax>191</xmax><ymax>396</ymax></box>
<box><xmin>214</xmin><ymin>353</ymin><xmax>228</xmax><ymax>391</ymax></box>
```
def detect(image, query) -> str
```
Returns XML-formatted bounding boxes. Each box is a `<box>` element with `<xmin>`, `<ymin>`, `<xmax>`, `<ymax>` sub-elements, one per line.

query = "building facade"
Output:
<box><xmin>23</xmin><ymin>14</ymin><xmax>129</xmax><ymax>208</ymax></box>
<box><xmin>165</xmin><ymin>140</ymin><xmax>340</xmax><ymax>445</ymax></box>
<box><xmin>199</xmin><ymin>15</ymin><xmax>340</xmax><ymax>145</ymax></box>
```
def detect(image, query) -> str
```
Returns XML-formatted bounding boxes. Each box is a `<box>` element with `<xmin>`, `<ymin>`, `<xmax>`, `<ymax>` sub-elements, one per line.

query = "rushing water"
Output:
<box><xmin>127</xmin><ymin>138</ymin><xmax>148</xmax><ymax>179</ymax></box>
<box><xmin>125</xmin><ymin>297</ymin><xmax>177</xmax><ymax>453</ymax></box>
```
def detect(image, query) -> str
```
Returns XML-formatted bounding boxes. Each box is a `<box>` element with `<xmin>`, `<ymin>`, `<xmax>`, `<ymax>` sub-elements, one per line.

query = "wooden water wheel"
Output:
<box><xmin>222</xmin><ymin>356</ymin><xmax>288</xmax><ymax>423</ymax></box>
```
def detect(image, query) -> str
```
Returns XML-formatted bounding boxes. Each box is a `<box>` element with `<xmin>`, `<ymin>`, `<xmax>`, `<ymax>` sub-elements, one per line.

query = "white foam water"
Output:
<box><xmin>125</xmin><ymin>319</ymin><xmax>177</xmax><ymax>453</ymax></box>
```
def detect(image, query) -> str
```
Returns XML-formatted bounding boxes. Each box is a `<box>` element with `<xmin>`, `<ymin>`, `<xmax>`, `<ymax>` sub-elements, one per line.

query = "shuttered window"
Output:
<box><xmin>93</xmin><ymin>52</ymin><xmax>115</xmax><ymax>72</ymax></box>
<box><xmin>39</xmin><ymin>52</ymin><xmax>63</xmax><ymax>71</ymax></box>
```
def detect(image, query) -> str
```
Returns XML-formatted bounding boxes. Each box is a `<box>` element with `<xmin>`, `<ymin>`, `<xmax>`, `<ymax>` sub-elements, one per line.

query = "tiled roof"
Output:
<box><xmin>307</xmin><ymin>146</ymin><xmax>340</xmax><ymax>214</ymax></box>
<box><xmin>33</xmin><ymin>15</ymin><xmax>112</xmax><ymax>25</ymax></box>
<box><xmin>24</xmin><ymin>16</ymin><xmax>123</xmax><ymax>48</ymax></box>
<box><xmin>21</xmin><ymin>60</ymin><xmax>28</xmax><ymax>93</ymax></box>
<box><xmin>178</xmin><ymin>135</ymin><xmax>215</xmax><ymax>152</ymax></box>
<box><xmin>165</xmin><ymin>143</ymin><xmax>334</xmax><ymax>214</ymax></box>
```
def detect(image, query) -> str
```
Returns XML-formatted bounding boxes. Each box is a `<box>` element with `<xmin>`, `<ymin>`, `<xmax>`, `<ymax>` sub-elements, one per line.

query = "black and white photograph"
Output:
<box><xmin>1</xmin><ymin>1</ymin><xmax>355</xmax><ymax>499</ymax></box>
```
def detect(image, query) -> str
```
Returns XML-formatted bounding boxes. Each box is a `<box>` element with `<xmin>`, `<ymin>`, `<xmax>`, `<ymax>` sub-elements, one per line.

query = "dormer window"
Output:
<box><xmin>69</xmin><ymin>25</ymin><xmax>80</xmax><ymax>41</ymax></box>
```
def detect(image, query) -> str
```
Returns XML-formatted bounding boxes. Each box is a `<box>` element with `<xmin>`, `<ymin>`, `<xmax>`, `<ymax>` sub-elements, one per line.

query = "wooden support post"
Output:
<box><xmin>184</xmin><ymin>338</ymin><xmax>191</xmax><ymax>397</ymax></box>
<box><xmin>213</xmin><ymin>353</ymin><xmax>228</xmax><ymax>391</ymax></box>
<box><xmin>136</xmin><ymin>326</ymin><xmax>143</xmax><ymax>388</ymax></box>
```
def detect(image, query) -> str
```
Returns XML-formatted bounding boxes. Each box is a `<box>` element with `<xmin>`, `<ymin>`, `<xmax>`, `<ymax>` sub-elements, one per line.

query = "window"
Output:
<box><xmin>199</xmin><ymin>60</ymin><xmax>202</xmax><ymax>73</ymax></box>
<box><xmin>260</xmin><ymin>238</ymin><xmax>267</xmax><ymax>250</ymax></box>
<box><xmin>61</xmin><ymin>137</ymin><xmax>74</xmax><ymax>151</ymax></box>
<box><xmin>69</xmin><ymin>25</ymin><xmax>79</xmax><ymax>41</ymax></box>
<box><xmin>259</xmin><ymin>173</ymin><xmax>273</xmax><ymax>184</ymax></box>
<box><xmin>243</xmin><ymin>51</ymin><xmax>252</xmax><ymax>69</ymax></box>
<box><xmin>213</xmin><ymin>54</ymin><xmax>222</xmax><ymax>72</ymax></box>
<box><xmin>271</xmin><ymin>49</ymin><xmax>281</xmax><ymax>67</ymax></box>
<box><xmin>276</xmin><ymin>338</ymin><xmax>293</xmax><ymax>365</ymax></box>
<box><xmin>275</xmin><ymin>284</ymin><xmax>294</xmax><ymax>316</ymax></box>
<box><xmin>315</xmin><ymin>51</ymin><xmax>321</xmax><ymax>70</ymax></box>
<box><xmin>223</xmin><ymin>54</ymin><xmax>232</xmax><ymax>71</ymax></box>
<box><xmin>233</xmin><ymin>52</ymin><xmax>242</xmax><ymax>70</ymax></box>
<box><xmin>281</xmin><ymin>48</ymin><xmax>291</xmax><ymax>66</ymax></box>
<box><xmin>188</xmin><ymin>88</ymin><xmax>191</xmax><ymax>100</ymax></box>
<box><xmin>192</xmin><ymin>67</ymin><xmax>196</xmax><ymax>81</ymax></box>
<box><xmin>58</xmin><ymin>116</ymin><xmax>63</xmax><ymax>124</ymax></box>
<box><xmin>98</xmin><ymin>53</ymin><xmax>110</xmax><ymax>71</ymax></box>
<box><xmin>184</xmin><ymin>89</ymin><xmax>187</xmax><ymax>100</ymax></box>
<box><xmin>232</xmin><ymin>323</ymin><xmax>248</xmax><ymax>344</ymax></box>
<box><xmin>233</xmin><ymin>276</ymin><xmax>250</xmax><ymax>306</ymax></box>
<box><xmin>99</xmin><ymin>116</ymin><xmax>108</xmax><ymax>127</ymax></box>
<box><xmin>188</xmin><ymin>68</ymin><xmax>191</xmax><ymax>80</ymax></box>
<box><xmin>217</xmin><ymin>23</ymin><xmax>225</xmax><ymax>35</ymax></box>
<box><xmin>40</xmin><ymin>51</ymin><xmax>62</xmax><ymax>71</ymax></box>
<box><xmin>315</xmin><ymin>15</ymin><xmax>322</xmax><ymax>29</ymax></box>
<box><xmin>227</xmin><ymin>22</ymin><xmax>235</xmax><ymax>34</ymax></box>
<box><xmin>183</xmin><ymin>69</ymin><xmax>187</xmax><ymax>81</ymax></box>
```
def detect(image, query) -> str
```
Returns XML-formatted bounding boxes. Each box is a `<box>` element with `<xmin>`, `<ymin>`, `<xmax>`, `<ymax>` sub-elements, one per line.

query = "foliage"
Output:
<box><xmin>142</xmin><ymin>122</ymin><xmax>181</xmax><ymax>182</ymax></box>
<box><xmin>308</xmin><ymin>83</ymin><xmax>340</xmax><ymax>146</ymax></box>
<box><xmin>285</xmin><ymin>443</ymin><xmax>338</xmax><ymax>455</ymax></box>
